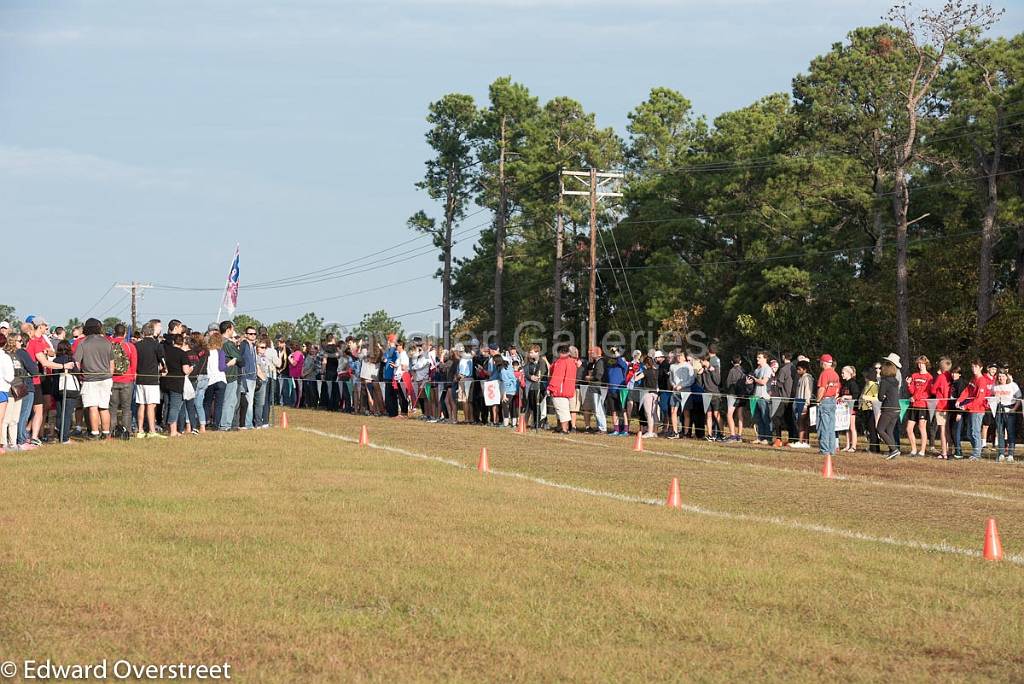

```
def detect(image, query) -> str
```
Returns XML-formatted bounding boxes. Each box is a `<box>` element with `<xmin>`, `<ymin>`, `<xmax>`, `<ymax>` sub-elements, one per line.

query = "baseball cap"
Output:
<box><xmin>654</xmin><ymin>349</ymin><xmax>666</xmax><ymax>358</ymax></box>
<box><xmin>207</xmin><ymin>323</ymin><xmax>219</xmax><ymax>333</ymax></box>
<box><xmin>488</xmin><ymin>343</ymin><xmax>498</xmax><ymax>351</ymax></box>
<box><xmin>0</xmin><ymin>321</ymin><xmax>8</xmax><ymax>330</ymax></box>
<box><xmin>820</xmin><ymin>353</ymin><xmax>834</xmax><ymax>364</ymax></box>
<box><xmin>30</xmin><ymin>316</ymin><xmax>48</xmax><ymax>327</ymax></box>
<box><xmin>987</xmin><ymin>361</ymin><xmax>999</xmax><ymax>369</ymax></box>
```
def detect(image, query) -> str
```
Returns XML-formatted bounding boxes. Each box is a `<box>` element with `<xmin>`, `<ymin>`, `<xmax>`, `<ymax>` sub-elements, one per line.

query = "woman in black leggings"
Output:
<box><xmin>876</xmin><ymin>360</ymin><xmax>902</xmax><ymax>459</ymax></box>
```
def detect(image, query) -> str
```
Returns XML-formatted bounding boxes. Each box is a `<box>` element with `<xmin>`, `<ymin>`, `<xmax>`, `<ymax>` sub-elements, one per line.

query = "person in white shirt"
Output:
<box><xmin>668</xmin><ymin>351</ymin><xmax>695</xmax><ymax>438</ymax></box>
<box><xmin>991</xmin><ymin>368</ymin><xmax>1020</xmax><ymax>462</ymax></box>
<box><xmin>0</xmin><ymin>335</ymin><xmax>14</xmax><ymax>454</ymax></box>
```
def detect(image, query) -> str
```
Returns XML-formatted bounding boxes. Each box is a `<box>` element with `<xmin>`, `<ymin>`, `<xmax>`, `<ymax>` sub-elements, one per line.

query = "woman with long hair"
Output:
<box><xmin>204</xmin><ymin>332</ymin><xmax>227</xmax><ymax>430</ymax></box>
<box><xmin>189</xmin><ymin>331</ymin><xmax>209</xmax><ymax>433</ymax></box>
<box><xmin>877</xmin><ymin>360</ymin><xmax>902</xmax><ymax>460</ymax></box>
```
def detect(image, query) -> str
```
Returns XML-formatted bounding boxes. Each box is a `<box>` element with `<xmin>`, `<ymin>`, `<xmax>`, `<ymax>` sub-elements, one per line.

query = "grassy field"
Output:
<box><xmin>2</xmin><ymin>409</ymin><xmax>1023</xmax><ymax>681</ymax></box>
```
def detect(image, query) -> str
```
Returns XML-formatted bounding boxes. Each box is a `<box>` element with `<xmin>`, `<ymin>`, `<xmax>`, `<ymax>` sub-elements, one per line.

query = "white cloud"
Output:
<box><xmin>0</xmin><ymin>145</ymin><xmax>192</xmax><ymax>189</ymax></box>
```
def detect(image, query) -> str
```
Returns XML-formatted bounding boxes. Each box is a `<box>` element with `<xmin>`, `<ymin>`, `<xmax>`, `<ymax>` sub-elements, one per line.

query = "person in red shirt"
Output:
<box><xmin>956</xmin><ymin>360</ymin><xmax>994</xmax><ymax>460</ymax></box>
<box><xmin>815</xmin><ymin>354</ymin><xmax>841</xmax><ymax>456</ymax></box>
<box><xmin>547</xmin><ymin>345</ymin><xmax>577</xmax><ymax>434</ymax></box>
<box><xmin>905</xmin><ymin>355</ymin><xmax>933</xmax><ymax>456</ymax></box>
<box><xmin>931</xmin><ymin>357</ymin><xmax>953</xmax><ymax>459</ymax></box>
<box><xmin>26</xmin><ymin>318</ymin><xmax>71</xmax><ymax>444</ymax></box>
<box><xmin>109</xmin><ymin>323</ymin><xmax>138</xmax><ymax>438</ymax></box>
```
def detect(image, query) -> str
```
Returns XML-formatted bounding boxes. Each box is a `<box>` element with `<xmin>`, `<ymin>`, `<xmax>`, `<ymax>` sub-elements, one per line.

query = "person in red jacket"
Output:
<box><xmin>547</xmin><ymin>345</ymin><xmax>577</xmax><ymax>434</ymax></box>
<box><xmin>956</xmin><ymin>360</ymin><xmax>994</xmax><ymax>460</ymax></box>
<box><xmin>931</xmin><ymin>357</ymin><xmax>953</xmax><ymax>459</ymax></box>
<box><xmin>905</xmin><ymin>355</ymin><xmax>933</xmax><ymax>456</ymax></box>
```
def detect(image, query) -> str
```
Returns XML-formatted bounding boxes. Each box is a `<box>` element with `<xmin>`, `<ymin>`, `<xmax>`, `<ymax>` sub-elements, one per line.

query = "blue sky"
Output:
<box><xmin>3</xmin><ymin>0</ymin><xmax>1022</xmax><ymax>334</ymax></box>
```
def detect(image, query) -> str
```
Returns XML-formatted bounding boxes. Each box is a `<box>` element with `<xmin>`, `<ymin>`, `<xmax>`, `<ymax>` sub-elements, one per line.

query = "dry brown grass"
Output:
<box><xmin>1</xmin><ymin>409</ymin><xmax>1022</xmax><ymax>681</ymax></box>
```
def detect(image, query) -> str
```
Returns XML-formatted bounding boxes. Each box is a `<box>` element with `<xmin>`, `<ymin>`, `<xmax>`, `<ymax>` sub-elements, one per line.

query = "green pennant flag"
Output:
<box><xmin>898</xmin><ymin>399</ymin><xmax>910</xmax><ymax>422</ymax></box>
<box><xmin>424</xmin><ymin>382</ymin><xmax>432</xmax><ymax>400</ymax></box>
<box><xmin>748</xmin><ymin>396</ymin><xmax>759</xmax><ymax>416</ymax></box>
<box><xmin>619</xmin><ymin>388</ymin><xmax>629</xmax><ymax>406</ymax></box>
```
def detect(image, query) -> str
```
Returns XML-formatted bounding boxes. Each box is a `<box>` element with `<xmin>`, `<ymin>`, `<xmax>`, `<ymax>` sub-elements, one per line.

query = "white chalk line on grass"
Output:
<box><xmin>553</xmin><ymin>434</ymin><xmax>1021</xmax><ymax>505</ymax></box>
<box><xmin>296</xmin><ymin>427</ymin><xmax>1024</xmax><ymax>566</ymax></box>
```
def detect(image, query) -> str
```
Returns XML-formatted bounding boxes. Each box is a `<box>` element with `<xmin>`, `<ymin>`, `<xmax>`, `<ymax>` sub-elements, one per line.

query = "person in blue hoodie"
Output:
<box><xmin>382</xmin><ymin>335</ymin><xmax>399</xmax><ymax>418</ymax></box>
<box><xmin>499</xmin><ymin>356</ymin><xmax>518</xmax><ymax>427</ymax></box>
<box><xmin>605</xmin><ymin>347</ymin><xmax>629</xmax><ymax>435</ymax></box>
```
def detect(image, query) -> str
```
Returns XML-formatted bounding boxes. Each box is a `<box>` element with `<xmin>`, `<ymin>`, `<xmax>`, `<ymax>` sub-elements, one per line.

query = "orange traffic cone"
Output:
<box><xmin>822</xmin><ymin>454</ymin><xmax>836</xmax><ymax>479</ymax></box>
<box><xmin>633</xmin><ymin>432</ymin><xmax>644</xmax><ymax>452</ymax></box>
<box><xmin>358</xmin><ymin>425</ymin><xmax>369</xmax><ymax>447</ymax></box>
<box><xmin>983</xmin><ymin>517</ymin><xmax>1003</xmax><ymax>561</ymax></box>
<box><xmin>280</xmin><ymin>411</ymin><xmax>288</xmax><ymax>429</ymax></box>
<box><xmin>478</xmin><ymin>447</ymin><xmax>490</xmax><ymax>473</ymax></box>
<box><xmin>666</xmin><ymin>477</ymin><xmax>682</xmax><ymax>509</ymax></box>
<box><xmin>516</xmin><ymin>415</ymin><xmax>527</xmax><ymax>434</ymax></box>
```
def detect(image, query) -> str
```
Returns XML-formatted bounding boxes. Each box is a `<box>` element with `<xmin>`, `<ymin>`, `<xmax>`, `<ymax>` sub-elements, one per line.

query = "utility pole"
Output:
<box><xmin>493</xmin><ymin>114</ymin><xmax>508</xmax><ymax>346</ymax></box>
<box><xmin>114</xmin><ymin>282</ymin><xmax>153</xmax><ymax>333</ymax></box>
<box><xmin>560</xmin><ymin>169</ymin><xmax>622</xmax><ymax>351</ymax></box>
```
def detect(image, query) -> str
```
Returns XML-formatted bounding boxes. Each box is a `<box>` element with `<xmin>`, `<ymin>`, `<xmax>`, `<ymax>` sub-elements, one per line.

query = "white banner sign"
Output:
<box><xmin>483</xmin><ymin>380</ymin><xmax>502</xmax><ymax>406</ymax></box>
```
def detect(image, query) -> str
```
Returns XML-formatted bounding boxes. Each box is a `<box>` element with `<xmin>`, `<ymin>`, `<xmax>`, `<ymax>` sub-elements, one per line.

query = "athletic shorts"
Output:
<box><xmin>708</xmin><ymin>395</ymin><xmax>725</xmax><ymax>413</ymax></box>
<box><xmin>457</xmin><ymin>380</ymin><xmax>473</xmax><ymax>403</ymax></box>
<box><xmin>135</xmin><ymin>384</ymin><xmax>161</xmax><ymax>405</ymax></box>
<box><xmin>551</xmin><ymin>396</ymin><xmax>571</xmax><ymax>423</ymax></box>
<box><xmin>33</xmin><ymin>388</ymin><xmax>44</xmax><ymax>406</ymax></box>
<box><xmin>906</xmin><ymin>407</ymin><xmax>929</xmax><ymax>423</ymax></box>
<box><xmin>608</xmin><ymin>392</ymin><xmax>625</xmax><ymax>413</ymax></box>
<box><xmin>0</xmin><ymin>391</ymin><xmax>7</xmax><ymax>403</ymax></box>
<box><xmin>81</xmin><ymin>379</ymin><xmax>113</xmax><ymax>409</ymax></box>
<box><xmin>569</xmin><ymin>389</ymin><xmax>581</xmax><ymax>413</ymax></box>
<box><xmin>934</xmin><ymin>410</ymin><xmax>947</xmax><ymax>427</ymax></box>
<box><xmin>671</xmin><ymin>391</ymin><xmax>692</xmax><ymax>409</ymax></box>
<box><xmin>982</xmin><ymin>411</ymin><xmax>994</xmax><ymax>427</ymax></box>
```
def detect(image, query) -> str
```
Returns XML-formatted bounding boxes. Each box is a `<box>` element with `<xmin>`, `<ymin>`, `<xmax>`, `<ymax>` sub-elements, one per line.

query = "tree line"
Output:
<box><xmin>410</xmin><ymin>2</ymin><xmax>1024</xmax><ymax>369</ymax></box>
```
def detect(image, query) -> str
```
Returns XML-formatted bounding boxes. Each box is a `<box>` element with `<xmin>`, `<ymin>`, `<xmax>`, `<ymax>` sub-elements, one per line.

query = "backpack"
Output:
<box><xmin>111</xmin><ymin>341</ymin><xmax>130</xmax><ymax>376</ymax></box>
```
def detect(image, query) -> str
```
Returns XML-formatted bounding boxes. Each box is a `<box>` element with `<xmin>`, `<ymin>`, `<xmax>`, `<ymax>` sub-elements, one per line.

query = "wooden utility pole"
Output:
<box><xmin>493</xmin><ymin>115</ymin><xmax>508</xmax><ymax>346</ymax></box>
<box><xmin>114</xmin><ymin>282</ymin><xmax>153</xmax><ymax>333</ymax></box>
<box><xmin>560</xmin><ymin>169</ymin><xmax>622</xmax><ymax>351</ymax></box>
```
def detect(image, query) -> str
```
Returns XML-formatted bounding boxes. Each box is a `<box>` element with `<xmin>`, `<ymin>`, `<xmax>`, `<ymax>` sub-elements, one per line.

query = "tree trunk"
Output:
<box><xmin>977</xmin><ymin>168</ymin><xmax>999</xmax><ymax>333</ymax></box>
<box><xmin>871</xmin><ymin>166</ymin><xmax>885</xmax><ymax>267</ymax></box>
<box><xmin>493</xmin><ymin>115</ymin><xmax>507</xmax><ymax>346</ymax></box>
<box><xmin>1017</xmin><ymin>170</ymin><xmax>1024</xmax><ymax>300</ymax></box>
<box><xmin>442</xmin><ymin>171</ymin><xmax>456</xmax><ymax>350</ymax></box>
<box><xmin>893</xmin><ymin>172</ymin><xmax>910</xmax><ymax>365</ymax></box>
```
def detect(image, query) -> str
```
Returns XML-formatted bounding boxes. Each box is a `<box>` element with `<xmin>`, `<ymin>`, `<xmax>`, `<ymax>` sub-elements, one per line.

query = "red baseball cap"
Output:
<box><xmin>820</xmin><ymin>353</ymin><xmax>834</xmax><ymax>364</ymax></box>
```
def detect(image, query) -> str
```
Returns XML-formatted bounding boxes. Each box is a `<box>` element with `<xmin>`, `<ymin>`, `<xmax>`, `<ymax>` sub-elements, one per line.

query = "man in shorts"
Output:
<box><xmin>73</xmin><ymin>318</ymin><xmax>114</xmax><ymax>439</ymax></box>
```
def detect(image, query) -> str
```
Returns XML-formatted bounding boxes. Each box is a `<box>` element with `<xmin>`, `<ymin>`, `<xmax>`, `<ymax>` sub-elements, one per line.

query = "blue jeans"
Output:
<box><xmin>193</xmin><ymin>375</ymin><xmax>209</xmax><ymax>425</ymax></box>
<box><xmin>56</xmin><ymin>393</ymin><xmax>77</xmax><ymax>442</ymax></box>
<box><xmin>754</xmin><ymin>398</ymin><xmax>771</xmax><ymax>441</ymax></box>
<box><xmin>252</xmin><ymin>379</ymin><xmax>268</xmax><ymax>427</ymax></box>
<box><xmin>590</xmin><ymin>386</ymin><xmax>608</xmax><ymax>432</ymax></box>
<box><xmin>241</xmin><ymin>378</ymin><xmax>256</xmax><ymax>427</ymax></box>
<box><xmin>18</xmin><ymin>390</ymin><xmax>34</xmax><ymax>444</ymax></box>
<box><xmin>817</xmin><ymin>398</ymin><xmax>837</xmax><ymax>455</ymax></box>
<box><xmin>167</xmin><ymin>391</ymin><xmax>200</xmax><ymax>431</ymax></box>
<box><xmin>220</xmin><ymin>380</ymin><xmax>239</xmax><ymax>430</ymax></box>
<box><xmin>996</xmin><ymin>409</ymin><xmax>1016</xmax><ymax>455</ymax></box>
<box><xmin>969</xmin><ymin>412</ymin><xmax>985</xmax><ymax>458</ymax></box>
<box><xmin>261</xmin><ymin>378</ymin><xmax>274</xmax><ymax>424</ymax></box>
